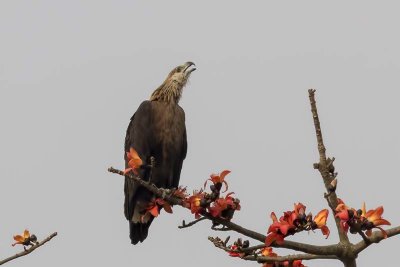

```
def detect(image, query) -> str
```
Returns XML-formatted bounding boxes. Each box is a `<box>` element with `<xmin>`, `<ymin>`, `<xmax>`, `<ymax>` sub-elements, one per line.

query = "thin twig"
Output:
<box><xmin>178</xmin><ymin>217</ymin><xmax>206</xmax><ymax>229</ymax></box>
<box><xmin>211</xmin><ymin>225</ymin><xmax>231</xmax><ymax>231</ymax></box>
<box><xmin>0</xmin><ymin>232</ymin><xmax>58</xmax><ymax>265</ymax></box>
<box><xmin>238</xmin><ymin>244</ymin><xmax>265</xmax><ymax>253</ymax></box>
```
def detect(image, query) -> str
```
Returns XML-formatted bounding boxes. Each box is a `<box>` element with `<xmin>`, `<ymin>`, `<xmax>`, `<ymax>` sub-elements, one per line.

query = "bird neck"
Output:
<box><xmin>150</xmin><ymin>80</ymin><xmax>183</xmax><ymax>104</ymax></box>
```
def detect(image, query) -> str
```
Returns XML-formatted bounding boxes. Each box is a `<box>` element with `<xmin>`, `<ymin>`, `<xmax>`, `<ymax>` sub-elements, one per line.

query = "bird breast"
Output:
<box><xmin>151</xmin><ymin>102</ymin><xmax>186</xmax><ymax>156</ymax></box>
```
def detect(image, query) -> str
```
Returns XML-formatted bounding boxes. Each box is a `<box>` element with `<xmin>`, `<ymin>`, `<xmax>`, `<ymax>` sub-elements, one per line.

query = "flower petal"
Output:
<box><xmin>13</xmin><ymin>235</ymin><xmax>24</xmax><ymax>243</ymax></box>
<box><xmin>23</xmin><ymin>230</ymin><xmax>30</xmax><ymax>239</ymax></box>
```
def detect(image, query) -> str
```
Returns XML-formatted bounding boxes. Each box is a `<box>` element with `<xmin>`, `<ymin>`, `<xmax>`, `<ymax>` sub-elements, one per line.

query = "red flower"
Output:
<box><xmin>228</xmin><ymin>245</ymin><xmax>241</xmax><ymax>257</ymax></box>
<box><xmin>265</xmin><ymin>212</ymin><xmax>292</xmax><ymax>246</ymax></box>
<box><xmin>293</xmin><ymin>202</ymin><xmax>306</xmax><ymax>217</ymax></box>
<box><xmin>335</xmin><ymin>202</ymin><xmax>354</xmax><ymax>233</ymax></box>
<box><xmin>204</xmin><ymin>170</ymin><xmax>230</xmax><ymax>193</ymax></box>
<box><xmin>335</xmin><ymin>201</ymin><xmax>391</xmax><ymax>237</ymax></box>
<box><xmin>208</xmin><ymin>192</ymin><xmax>240</xmax><ymax>219</ymax></box>
<box><xmin>124</xmin><ymin>148</ymin><xmax>143</xmax><ymax>175</ymax></box>
<box><xmin>283</xmin><ymin>260</ymin><xmax>305</xmax><ymax>267</ymax></box>
<box><xmin>141</xmin><ymin>198</ymin><xmax>173</xmax><ymax>222</ymax></box>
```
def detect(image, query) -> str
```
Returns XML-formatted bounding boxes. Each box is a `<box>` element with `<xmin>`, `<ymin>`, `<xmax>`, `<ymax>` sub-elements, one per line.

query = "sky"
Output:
<box><xmin>0</xmin><ymin>1</ymin><xmax>399</xmax><ymax>266</ymax></box>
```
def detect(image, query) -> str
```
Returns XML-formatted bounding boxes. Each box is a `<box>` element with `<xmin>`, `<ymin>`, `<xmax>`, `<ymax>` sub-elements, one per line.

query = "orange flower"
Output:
<box><xmin>145</xmin><ymin>201</ymin><xmax>160</xmax><ymax>218</ymax></box>
<box><xmin>261</xmin><ymin>247</ymin><xmax>278</xmax><ymax>267</ymax></box>
<box><xmin>313</xmin><ymin>209</ymin><xmax>330</xmax><ymax>238</ymax></box>
<box><xmin>142</xmin><ymin>198</ymin><xmax>173</xmax><ymax>222</ymax></box>
<box><xmin>204</xmin><ymin>170</ymin><xmax>230</xmax><ymax>193</ymax></box>
<box><xmin>260</xmin><ymin>247</ymin><xmax>304</xmax><ymax>267</ymax></box>
<box><xmin>362</xmin><ymin>203</ymin><xmax>390</xmax><ymax>227</ymax></box>
<box><xmin>361</xmin><ymin>203</ymin><xmax>391</xmax><ymax>237</ymax></box>
<box><xmin>12</xmin><ymin>229</ymin><xmax>31</xmax><ymax>247</ymax></box>
<box><xmin>261</xmin><ymin>247</ymin><xmax>278</xmax><ymax>257</ymax></box>
<box><xmin>186</xmin><ymin>191</ymin><xmax>205</xmax><ymax>219</ymax></box>
<box><xmin>335</xmin><ymin>201</ymin><xmax>391</xmax><ymax>237</ymax></box>
<box><xmin>124</xmin><ymin>148</ymin><xmax>143</xmax><ymax>175</ymax></box>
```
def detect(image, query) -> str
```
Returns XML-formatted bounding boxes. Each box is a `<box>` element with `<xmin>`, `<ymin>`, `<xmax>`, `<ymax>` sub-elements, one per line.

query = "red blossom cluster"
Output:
<box><xmin>139</xmin><ymin>170</ymin><xmax>240</xmax><ymax>222</ymax></box>
<box><xmin>265</xmin><ymin>203</ymin><xmax>330</xmax><ymax>246</ymax></box>
<box><xmin>228</xmin><ymin>241</ymin><xmax>305</xmax><ymax>267</ymax></box>
<box><xmin>261</xmin><ymin>247</ymin><xmax>305</xmax><ymax>267</ymax></box>
<box><xmin>142</xmin><ymin>198</ymin><xmax>173</xmax><ymax>221</ymax></box>
<box><xmin>228</xmin><ymin>238</ymin><xmax>250</xmax><ymax>258</ymax></box>
<box><xmin>183</xmin><ymin>170</ymin><xmax>241</xmax><ymax>220</ymax></box>
<box><xmin>335</xmin><ymin>200</ymin><xmax>391</xmax><ymax>237</ymax></box>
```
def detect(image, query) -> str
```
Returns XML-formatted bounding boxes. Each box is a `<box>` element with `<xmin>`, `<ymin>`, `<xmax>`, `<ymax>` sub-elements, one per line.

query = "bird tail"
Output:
<box><xmin>129</xmin><ymin>220</ymin><xmax>153</xmax><ymax>245</ymax></box>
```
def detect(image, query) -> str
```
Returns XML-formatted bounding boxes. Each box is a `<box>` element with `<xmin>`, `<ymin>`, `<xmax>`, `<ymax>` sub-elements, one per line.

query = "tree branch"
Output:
<box><xmin>108</xmin><ymin>166</ymin><xmax>339</xmax><ymax>256</ymax></box>
<box><xmin>110</xmin><ymin>91</ymin><xmax>399</xmax><ymax>266</ymax></box>
<box><xmin>208</xmin><ymin>236</ymin><xmax>338</xmax><ymax>263</ymax></box>
<box><xmin>0</xmin><ymin>232</ymin><xmax>57</xmax><ymax>265</ymax></box>
<box><xmin>308</xmin><ymin>89</ymin><xmax>350</xmax><ymax>244</ymax></box>
<box><xmin>354</xmin><ymin>225</ymin><xmax>400</xmax><ymax>254</ymax></box>
<box><xmin>257</xmin><ymin>253</ymin><xmax>338</xmax><ymax>263</ymax></box>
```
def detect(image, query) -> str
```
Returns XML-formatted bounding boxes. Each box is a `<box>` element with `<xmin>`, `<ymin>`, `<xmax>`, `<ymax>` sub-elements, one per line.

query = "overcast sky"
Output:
<box><xmin>0</xmin><ymin>1</ymin><xmax>399</xmax><ymax>266</ymax></box>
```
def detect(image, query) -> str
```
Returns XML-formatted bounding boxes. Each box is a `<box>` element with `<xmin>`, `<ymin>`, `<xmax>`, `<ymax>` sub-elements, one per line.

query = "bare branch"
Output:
<box><xmin>0</xmin><ymin>232</ymin><xmax>58</xmax><ymax>265</ymax></box>
<box><xmin>308</xmin><ymin>89</ymin><xmax>350</xmax><ymax>244</ymax></box>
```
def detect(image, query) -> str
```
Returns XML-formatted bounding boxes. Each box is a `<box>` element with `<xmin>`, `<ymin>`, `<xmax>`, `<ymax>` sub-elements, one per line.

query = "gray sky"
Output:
<box><xmin>0</xmin><ymin>1</ymin><xmax>399</xmax><ymax>266</ymax></box>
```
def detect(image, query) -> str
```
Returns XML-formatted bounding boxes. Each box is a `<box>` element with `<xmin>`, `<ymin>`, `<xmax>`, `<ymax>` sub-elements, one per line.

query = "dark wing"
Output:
<box><xmin>124</xmin><ymin>101</ymin><xmax>153</xmax><ymax>221</ymax></box>
<box><xmin>171</xmin><ymin>108</ymin><xmax>187</xmax><ymax>188</ymax></box>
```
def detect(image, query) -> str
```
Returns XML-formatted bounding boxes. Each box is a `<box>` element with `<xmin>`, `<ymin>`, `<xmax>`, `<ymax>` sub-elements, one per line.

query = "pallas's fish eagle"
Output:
<box><xmin>124</xmin><ymin>62</ymin><xmax>196</xmax><ymax>244</ymax></box>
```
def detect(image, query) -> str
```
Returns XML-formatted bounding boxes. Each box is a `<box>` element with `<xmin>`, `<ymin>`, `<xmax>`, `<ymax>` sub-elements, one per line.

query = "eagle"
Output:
<box><xmin>124</xmin><ymin>61</ymin><xmax>196</xmax><ymax>244</ymax></box>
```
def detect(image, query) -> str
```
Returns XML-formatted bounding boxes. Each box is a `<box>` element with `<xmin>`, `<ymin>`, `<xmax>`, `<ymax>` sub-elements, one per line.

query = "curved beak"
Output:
<box><xmin>183</xmin><ymin>61</ymin><xmax>196</xmax><ymax>74</ymax></box>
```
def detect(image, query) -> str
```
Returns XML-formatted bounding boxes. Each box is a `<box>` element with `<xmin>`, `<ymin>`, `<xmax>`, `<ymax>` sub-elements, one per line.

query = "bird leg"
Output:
<box><xmin>147</xmin><ymin>156</ymin><xmax>156</xmax><ymax>184</ymax></box>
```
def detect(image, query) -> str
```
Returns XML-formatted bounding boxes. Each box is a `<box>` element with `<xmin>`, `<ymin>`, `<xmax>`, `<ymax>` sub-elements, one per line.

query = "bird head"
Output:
<box><xmin>166</xmin><ymin>61</ymin><xmax>196</xmax><ymax>87</ymax></box>
<box><xmin>151</xmin><ymin>61</ymin><xmax>196</xmax><ymax>103</ymax></box>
